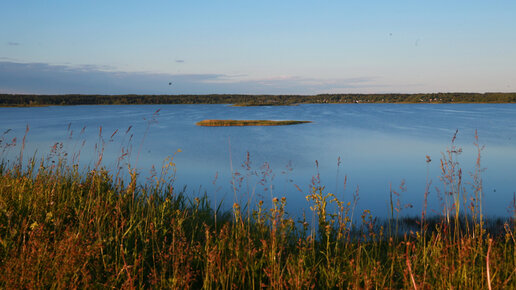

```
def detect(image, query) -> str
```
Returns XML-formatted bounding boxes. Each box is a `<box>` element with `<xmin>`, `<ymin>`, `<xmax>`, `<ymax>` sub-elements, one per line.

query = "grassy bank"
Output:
<box><xmin>196</xmin><ymin>119</ymin><xmax>311</xmax><ymax>126</ymax></box>
<box><xmin>0</xmin><ymin>139</ymin><xmax>514</xmax><ymax>288</ymax></box>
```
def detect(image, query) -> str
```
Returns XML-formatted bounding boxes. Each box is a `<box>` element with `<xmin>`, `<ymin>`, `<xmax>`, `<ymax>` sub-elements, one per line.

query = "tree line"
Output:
<box><xmin>1</xmin><ymin>92</ymin><xmax>516</xmax><ymax>106</ymax></box>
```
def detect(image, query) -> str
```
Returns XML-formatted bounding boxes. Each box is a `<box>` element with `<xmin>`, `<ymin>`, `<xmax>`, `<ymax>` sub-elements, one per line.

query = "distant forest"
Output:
<box><xmin>2</xmin><ymin>93</ymin><xmax>516</xmax><ymax>107</ymax></box>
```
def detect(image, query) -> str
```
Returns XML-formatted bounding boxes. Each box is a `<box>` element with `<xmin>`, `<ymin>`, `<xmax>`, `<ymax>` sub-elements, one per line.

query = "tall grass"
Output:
<box><xmin>0</xmin><ymin>129</ymin><xmax>514</xmax><ymax>288</ymax></box>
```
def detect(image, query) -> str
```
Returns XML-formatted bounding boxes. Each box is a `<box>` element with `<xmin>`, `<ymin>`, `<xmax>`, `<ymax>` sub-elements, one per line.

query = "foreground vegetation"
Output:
<box><xmin>2</xmin><ymin>92</ymin><xmax>516</xmax><ymax>107</ymax></box>
<box><xmin>196</xmin><ymin>119</ymin><xmax>311</xmax><ymax>126</ymax></box>
<box><xmin>0</xmin><ymin>133</ymin><xmax>514</xmax><ymax>288</ymax></box>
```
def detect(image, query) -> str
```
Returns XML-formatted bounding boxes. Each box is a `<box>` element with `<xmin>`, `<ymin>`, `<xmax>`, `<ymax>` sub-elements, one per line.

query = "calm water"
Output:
<box><xmin>2</xmin><ymin>104</ymin><xmax>516</xmax><ymax>218</ymax></box>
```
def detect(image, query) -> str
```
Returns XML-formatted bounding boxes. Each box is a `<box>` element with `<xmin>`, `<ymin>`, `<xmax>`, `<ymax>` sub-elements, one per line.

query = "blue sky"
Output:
<box><xmin>1</xmin><ymin>1</ymin><xmax>515</xmax><ymax>94</ymax></box>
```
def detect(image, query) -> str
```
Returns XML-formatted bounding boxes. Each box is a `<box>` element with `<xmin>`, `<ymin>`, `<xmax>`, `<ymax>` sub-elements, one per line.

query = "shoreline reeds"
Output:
<box><xmin>0</xmin><ymin>129</ymin><xmax>514</xmax><ymax>288</ymax></box>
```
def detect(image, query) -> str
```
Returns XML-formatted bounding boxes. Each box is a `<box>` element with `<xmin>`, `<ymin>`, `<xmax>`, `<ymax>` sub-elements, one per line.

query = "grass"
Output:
<box><xmin>195</xmin><ymin>119</ymin><xmax>312</xmax><ymax>126</ymax></box>
<box><xmin>0</xmin><ymin>129</ymin><xmax>514</xmax><ymax>288</ymax></box>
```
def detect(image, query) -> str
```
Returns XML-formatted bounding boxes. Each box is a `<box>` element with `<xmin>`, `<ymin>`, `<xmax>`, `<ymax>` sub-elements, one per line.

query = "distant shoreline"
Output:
<box><xmin>1</xmin><ymin>92</ymin><xmax>516</xmax><ymax>107</ymax></box>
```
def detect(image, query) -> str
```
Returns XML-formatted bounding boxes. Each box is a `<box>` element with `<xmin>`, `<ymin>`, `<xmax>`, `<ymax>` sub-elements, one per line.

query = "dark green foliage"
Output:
<box><xmin>2</xmin><ymin>92</ymin><xmax>516</xmax><ymax>107</ymax></box>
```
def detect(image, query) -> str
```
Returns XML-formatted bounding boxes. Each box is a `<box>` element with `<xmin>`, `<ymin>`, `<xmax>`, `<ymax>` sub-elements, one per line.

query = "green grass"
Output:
<box><xmin>0</xmin><ymin>134</ymin><xmax>514</xmax><ymax>288</ymax></box>
<box><xmin>196</xmin><ymin>119</ymin><xmax>312</xmax><ymax>126</ymax></box>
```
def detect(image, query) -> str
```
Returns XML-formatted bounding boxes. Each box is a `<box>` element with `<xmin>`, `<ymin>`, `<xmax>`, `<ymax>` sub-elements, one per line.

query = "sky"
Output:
<box><xmin>1</xmin><ymin>0</ymin><xmax>515</xmax><ymax>94</ymax></box>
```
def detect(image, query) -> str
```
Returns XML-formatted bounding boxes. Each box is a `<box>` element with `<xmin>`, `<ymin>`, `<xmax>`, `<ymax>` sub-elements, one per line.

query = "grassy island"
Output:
<box><xmin>196</xmin><ymin>119</ymin><xmax>311</xmax><ymax>126</ymax></box>
<box><xmin>231</xmin><ymin>102</ymin><xmax>298</xmax><ymax>107</ymax></box>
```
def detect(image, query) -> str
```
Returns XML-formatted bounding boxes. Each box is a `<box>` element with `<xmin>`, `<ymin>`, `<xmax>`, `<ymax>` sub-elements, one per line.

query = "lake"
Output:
<box><xmin>1</xmin><ymin>104</ymin><xmax>516</xmax><ymax>218</ymax></box>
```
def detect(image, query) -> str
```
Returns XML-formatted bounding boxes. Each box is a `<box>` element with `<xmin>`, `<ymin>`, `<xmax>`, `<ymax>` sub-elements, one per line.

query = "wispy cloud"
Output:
<box><xmin>175</xmin><ymin>60</ymin><xmax>185</xmax><ymax>63</ymax></box>
<box><xmin>0</xmin><ymin>61</ymin><xmax>381</xmax><ymax>94</ymax></box>
<box><xmin>202</xmin><ymin>74</ymin><xmax>381</xmax><ymax>94</ymax></box>
<box><xmin>73</xmin><ymin>64</ymin><xmax>117</xmax><ymax>71</ymax></box>
<box><xmin>7</xmin><ymin>42</ymin><xmax>20</xmax><ymax>46</ymax></box>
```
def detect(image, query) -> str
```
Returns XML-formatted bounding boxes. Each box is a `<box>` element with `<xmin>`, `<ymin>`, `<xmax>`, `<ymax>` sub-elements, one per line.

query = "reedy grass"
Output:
<box><xmin>0</xmin><ymin>130</ymin><xmax>514</xmax><ymax>289</ymax></box>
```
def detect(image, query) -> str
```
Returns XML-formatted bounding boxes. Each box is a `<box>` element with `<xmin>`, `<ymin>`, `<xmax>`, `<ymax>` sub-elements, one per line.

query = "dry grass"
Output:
<box><xmin>0</xmin><ymin>128</ymin><xmax>514</xmax><ymax>288</ymax></box>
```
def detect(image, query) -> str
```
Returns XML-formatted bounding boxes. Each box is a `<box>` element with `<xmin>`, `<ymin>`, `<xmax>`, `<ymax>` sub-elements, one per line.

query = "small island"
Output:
<box><xmin>231</xmin><ymin>102</ymin><xmax>298</xmax><ymax>107</ymax></box>
<box><xmin>196</xmin><ymin>119</ymin><xmax>311</xmax><ymax>126</ymax></box>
